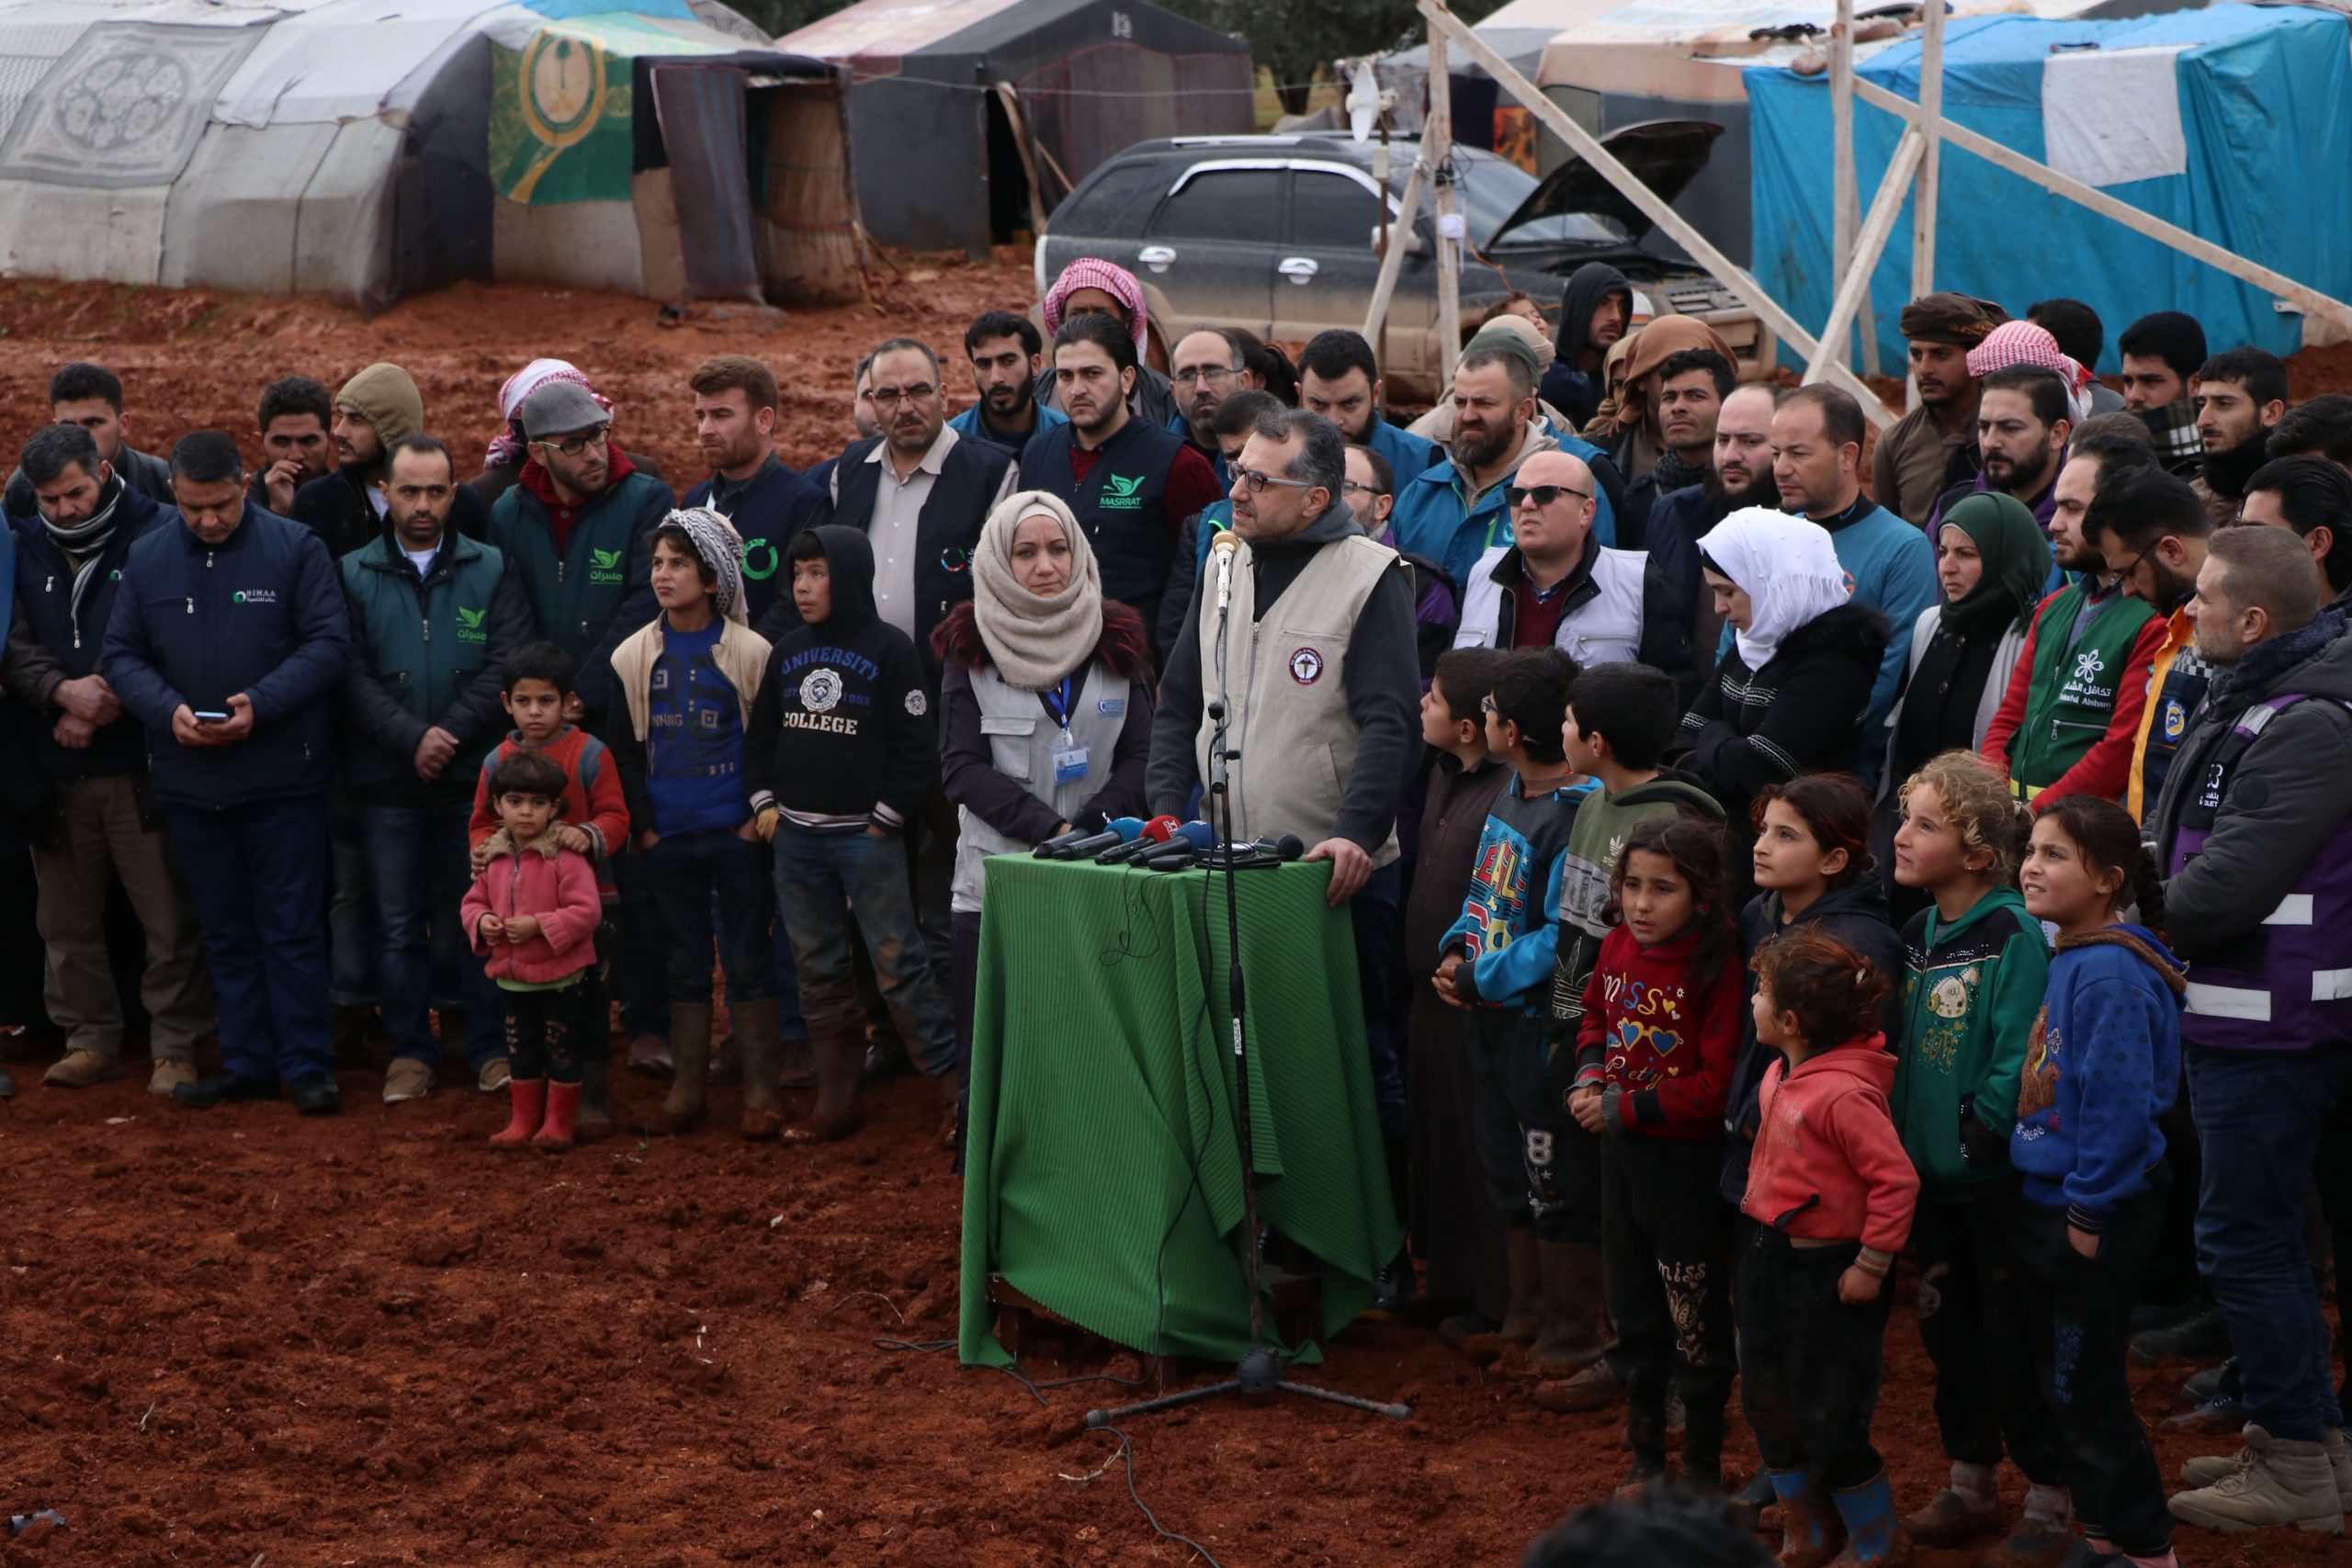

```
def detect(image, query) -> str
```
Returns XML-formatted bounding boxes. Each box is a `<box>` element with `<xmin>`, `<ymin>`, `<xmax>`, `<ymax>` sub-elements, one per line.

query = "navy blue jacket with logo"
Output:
<box><xmin>101</xmin><ymin>501</ymin><xmax>350</xmax><ymax>810</ymax></box>
<box><xmin>683</xmin><ymin>455</ymin><xmax>828</xmax><ymax>632</ymax></box>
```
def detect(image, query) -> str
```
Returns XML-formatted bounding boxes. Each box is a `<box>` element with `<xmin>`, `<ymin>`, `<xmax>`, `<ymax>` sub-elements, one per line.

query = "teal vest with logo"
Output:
<box><xmin>339</xmin><ymin>531</ymin><xmax>507</xmax><ymax>790</ymax></box>
<box><xmin>2007</xmin><ymin>581</ymin><xmax>2154</xmax><ymax>797</ymax></box>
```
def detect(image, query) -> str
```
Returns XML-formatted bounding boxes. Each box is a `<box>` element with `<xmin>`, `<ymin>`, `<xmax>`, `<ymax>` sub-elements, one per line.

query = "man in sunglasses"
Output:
<box><xmin>1451</xmin><ymin>450</ymin><xmax>1687</xmax><ymax>677</ymax></box>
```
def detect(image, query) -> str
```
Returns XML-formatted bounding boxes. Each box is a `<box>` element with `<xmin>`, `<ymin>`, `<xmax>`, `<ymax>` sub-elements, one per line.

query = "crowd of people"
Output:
<box><xmin>4</xmin><ymin>253</ymin><xmax>2352</xmax><ymax>1562</ymax></box>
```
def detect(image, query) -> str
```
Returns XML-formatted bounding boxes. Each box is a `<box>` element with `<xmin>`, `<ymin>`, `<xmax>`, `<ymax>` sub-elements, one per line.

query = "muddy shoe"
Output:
<box><xmin>574</xmin><ymin>1060</ymin><xmax>615</xmax><ymax>1143</ymax></box>
<box><xmin>44</xmin><ymin>1048</ymin><xmax>123</xmax><ymax>1088</ymax></box>
<box><xmin>382</xmin><ymin>1058</ymin><xmax>434</xmax><ymax>1104</ymax></box>
<box><xmin>2167</xmin><ymin>1424</ymin><xmax>2344</xmax><ymax>1533</ymax></box>
<box><xmin>1532</xmin><ymin>1359</ymin><xmax>1623</xmax><ymax>1414</ymax></box>
<box><xmin>1906</xmin><ymin>1464</ymin><xmax>2002</xmax><ymax>1547</ymax></box>
<box><xmin>1973</xmin><ymin>1484</ymin><xmax>2075</xmax><ymax>1568</ymax></box>
<box><xmin>626</xmin><ymin>1032</ymin><xmax>673</xmax><ymax>1078</ymax></box>
<box><xmin>476</xmin><ymin>1057</ymin><xmax>512</xmax><ymax>1093</ymax></box>
<box><xmin>2131</xmin><ymin>1297</ymin><xmax>2230</xmax><ymax>1365</ymax></box>
<box><xmin>147</xmin><ymin>1058</ymin><xmax>199</xmax><ymax>1097</ymax></box>
<box><xmin>1498</xmin><ymin>1225</ymin><xmax>1542</xmax><ymax>1344</ymax></box>
<box><xmin>778</xmin><ymin>1036</ymin><xmax>817</xmax><ymax>1090</ymax></box>
<box><xmin>1615</xmin><ymin>1452</ymin><xmax>1669</xmax><ymax>1498</ymax></box>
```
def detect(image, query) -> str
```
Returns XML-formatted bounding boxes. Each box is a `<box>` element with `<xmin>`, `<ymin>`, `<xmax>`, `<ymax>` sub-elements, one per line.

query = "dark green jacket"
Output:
<box><xmin>1892</xmin><ymin>884</ymin><xmax>2050</xmax><ymax>1202</ymax></box>
<box><xmin>2003</xmin><ymin>580</ymin><xmax>2154</xmax><ymax>797</ymax></box>
<box><xmin>339</xmin><ymin>531</ymin><xmax>526</xmax><ymax>800</ymax></box>
<box><xmin>486</xmin><ymin>467</ymin><xmax>672</xmax><ymax>724</ymax></box>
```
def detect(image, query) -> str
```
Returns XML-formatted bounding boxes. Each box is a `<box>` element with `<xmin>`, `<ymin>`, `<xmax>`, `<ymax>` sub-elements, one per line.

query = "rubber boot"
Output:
<box><xmin>642</xmin><ymin>1002</ymin><xmax>711</xmax><ymax>1135</ymax></box>
<box><xmin>1769</xmin><ymin>1470</ymin><xmax>1847</xmax><ymax>1568</ymax></box>
<box><xmin>1830</xmin><ymin>1469</ymin><xmax>1909</xmax><ymax>1566</ymax></box>
<box><xmin>534</xmin><ymin>1079</ymin><xmax>582</xmax><ymax>1152</ymax></box>
<box><xmin>1498</xmin><ymin>1224</ymin><xmax>1542</xmax><ymax>1345</ymax></box>
<box><xmin>1529</xmin><ymin>1241</ymin><xmax>1607</xmax><ymax>1373</ymax></box>
<box><xmin>491</xmin><ymin>1078</ymin><xmax>547</xmax><ymax>1150</ymax></box>
<box><xmin>575</xmin><ymin>1059</ymin><xmax>615</xmax><ymax>1144</ymax></box>
<box><xmin>734</xmin><ymin>997</ymin><xmax>784</xmax><ymax>1141</ymax></box>
<box><xmin>1680</xmin><ymin>1398</ymin><xmax>1729</xmax><ymax>1496</ymax></box>
<box><xmin>781</xmin><ymin>1022</ymin><xmax>863</xmax><ymax>1144</ymax></box>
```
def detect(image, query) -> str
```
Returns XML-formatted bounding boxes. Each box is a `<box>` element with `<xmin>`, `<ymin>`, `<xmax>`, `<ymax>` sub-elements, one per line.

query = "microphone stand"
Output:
<box><xmin>1088</xmin><ymin>540</ymin><xmax>1408</xmax><ymax>1428</ymax></box>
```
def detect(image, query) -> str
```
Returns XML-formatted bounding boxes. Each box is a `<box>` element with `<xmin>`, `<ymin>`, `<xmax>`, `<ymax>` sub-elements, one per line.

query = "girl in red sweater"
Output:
<box><xmin>1740</xmin><ymin>931</ymin><xmax>1921</xmax><ymax>1568</ymax></box>
<box><xmin>1569</xmin><ymin>814</ymin><xmax>1744</xmax><ymax>1494</ymax></box>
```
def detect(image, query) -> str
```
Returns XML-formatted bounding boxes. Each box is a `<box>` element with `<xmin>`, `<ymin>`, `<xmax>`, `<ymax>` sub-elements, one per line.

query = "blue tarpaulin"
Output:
<box><xmin>1747</xmin><ymin>5</ymin><xmax>2352</xmax><ymax>373</ymax></box>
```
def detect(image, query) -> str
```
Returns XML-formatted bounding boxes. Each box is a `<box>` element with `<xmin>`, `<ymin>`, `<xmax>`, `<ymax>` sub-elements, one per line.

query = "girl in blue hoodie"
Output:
<box><xmin>2014</xmin><ymin>795</ymin><xmax>2184</xmax><ymax>1568</ymax></box>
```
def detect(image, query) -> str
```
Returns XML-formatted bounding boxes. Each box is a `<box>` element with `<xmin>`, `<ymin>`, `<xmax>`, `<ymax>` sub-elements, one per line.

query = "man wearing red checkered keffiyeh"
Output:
<box><xmin>1031</xmin><ymin>258</ymin><xmax>1181</xmax><ymax>432</ymax></box>
<box><xmin>1967</xmin><ymin>321</ymin><xmax>2096</xmax><ymax>427</ymax></box>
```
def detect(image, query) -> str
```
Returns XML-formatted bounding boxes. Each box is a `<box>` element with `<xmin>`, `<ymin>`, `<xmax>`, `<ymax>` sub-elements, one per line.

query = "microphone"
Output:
<box><xmin>1096</xmin><ymin>814</ymin><xmax>1183</xmax><ymax>863</ymax></box>
<box><xmin>1035</xmin><ymin>816</ymin><xmax>1141</xmax><ymax>860</ymax></box>
<box><xmin>1211</xmin><ymin>528</ymin><xmax>1239</xmax><ymax>615</ymax></box>
<box><xmin>1139</xmin><ymin>821</ymin><xmax>1215</xmax><ymax>865</ymax></box>
<box><xmin>1221</xmin><ymin>834</ymin><xmax>1305</xmax><ymax>863</ymax></box>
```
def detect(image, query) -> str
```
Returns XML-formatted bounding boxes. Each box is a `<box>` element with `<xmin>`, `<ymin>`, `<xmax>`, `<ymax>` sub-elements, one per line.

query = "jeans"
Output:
<box><xmin>773</xmin><ymin>824</ymin><xmax>955</xmax><ymax>1074</ymax></box>
<box><xmin>1600</xmin><ymin>1134</ymin><xmax>1736</xmax><ymax>1468</ymax></box>
<box><xmin>2017</xmin><ymin>1189</ymin><xmax>2172</xmax><ymax>1557</ymax></box>
<box><xmin>2187</xmin><ymin>1041</ymin><xmax>2352</xmax><ymax>1440</ymax></box>
<box><xmin>327</xmin><ymin>792</ymin><xmax>375</xmax><ymax>1007</ymax></box>
<box><xmin>359</xmin><ymin>800</ymin><xmax>503</xmax><ymax>1069</ymax></box>
<box><xmin>644</xmin><ymin>829</ymin><xmax>776</xmax><ymax>1005</ymax></box>
<box><xmin>1349</xmin><ymin>861</ymin><xmax>1408</xmax><ymax>1141</ymax></box>
<box><xmin>503</xmin><ymin>981</ymin><xmax>591</xmax><ymax>1083</ymax></box>
<box><xmin>1737</xmin><ymin>1226</ymin><xmax>1893</xmax><ymax>1490</ymax></box>
<box><xmin>719</xmin><ymin>888</ymin><xmax>807</xmax><ymax>1039</ymax></box>
<box><xmin>169</xmin><ymin>795</ymin><xmax>333</xmax><ymax>1083</ymax></box>
<box><xmin>1466</xmin><ymin>1008</ymin><xmax>1594</xmax><ymax>1244</ymax></box>
<box><xmin>611</xmin><ymin>846</ymin><xmax>669</xmax><ymax>1036</ymax></box>
<box><xmin>1912</xmin><ymin>1181</ymin><xmax>2069</xmax><ymax>1482</ymax></box>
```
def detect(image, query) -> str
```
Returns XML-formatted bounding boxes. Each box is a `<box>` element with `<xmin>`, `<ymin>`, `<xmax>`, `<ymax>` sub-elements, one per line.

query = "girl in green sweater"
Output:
<box><xmin>1889</xmin><ymin>750</ymin><xmax>2073</xmax><ymax>1562</ymax></box>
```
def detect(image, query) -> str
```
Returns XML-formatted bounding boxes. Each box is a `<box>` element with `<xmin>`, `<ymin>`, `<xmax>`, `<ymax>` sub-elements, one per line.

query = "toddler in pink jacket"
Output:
<box><xmin>461</xmin><ymin>752</ymin><xmax>602</xmax><ymax>1151</ymax></box>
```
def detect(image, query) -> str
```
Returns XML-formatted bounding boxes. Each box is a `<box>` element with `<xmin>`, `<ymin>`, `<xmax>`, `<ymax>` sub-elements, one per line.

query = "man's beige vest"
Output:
<box><xmin>1193</xmin><ymin>532</ymin><xmax>1400</xmax><ymax>866</ymax></box>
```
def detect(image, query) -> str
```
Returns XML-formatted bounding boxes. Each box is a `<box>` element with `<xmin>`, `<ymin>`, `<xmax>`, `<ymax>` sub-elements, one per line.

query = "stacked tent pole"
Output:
<box><xmin>1427</xmin><ymin>27</ymin><xmax>1463</xmax><ymax>391</ymax></box>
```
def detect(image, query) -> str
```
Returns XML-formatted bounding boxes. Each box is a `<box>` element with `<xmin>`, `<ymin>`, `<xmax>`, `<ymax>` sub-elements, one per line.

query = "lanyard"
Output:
<box><xmin>1042</xmin><ymin>674</ymin><xmax>1074</xmax><ymax>732</ymax></box>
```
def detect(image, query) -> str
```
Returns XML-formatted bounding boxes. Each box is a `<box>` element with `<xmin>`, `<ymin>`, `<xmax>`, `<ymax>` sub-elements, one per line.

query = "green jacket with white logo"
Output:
<box><xmin>339</xmin><ymin>530</ymin><xmax>527</xmax><ymax>801</ymax></box>
<box><xmin>487</xmin><ymin>466</ymin><xmax>673</xmax><ymax>726</ymax></box>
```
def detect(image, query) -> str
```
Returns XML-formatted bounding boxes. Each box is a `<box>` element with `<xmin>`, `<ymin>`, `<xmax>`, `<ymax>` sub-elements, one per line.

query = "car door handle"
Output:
<box><xmin>1279</xmin><ymin>256</ymin><xmax>1319</xmax><ymax>283</ymax></box>
<box><xmin>1138</xmin><ymin>244</ymin><xmax>1176</xmax><ymax>272</ymax></box>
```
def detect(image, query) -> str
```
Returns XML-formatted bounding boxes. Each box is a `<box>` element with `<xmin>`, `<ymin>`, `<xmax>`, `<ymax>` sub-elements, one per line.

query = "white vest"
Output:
<box><xmin>953</xmin><ymin>658</ymin><xmax>1133</xmax><ymax>913</ymax></box>
<box><xmin>1453</xmin><ymin>543</ymin><xmax>1647</xmax><ymax>666</ymax></box>
<box><xmin>1194</xmin><ymin>532</ymin><xmax>1401</xmax><ymax>866</ymax></box>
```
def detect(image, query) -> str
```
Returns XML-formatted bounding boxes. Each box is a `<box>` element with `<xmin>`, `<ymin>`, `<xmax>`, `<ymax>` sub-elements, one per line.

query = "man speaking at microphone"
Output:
<box><xmin>1147</xmin><ymin>407</ymin><xmax>1419</xmax><ymax>1166</ymax></box>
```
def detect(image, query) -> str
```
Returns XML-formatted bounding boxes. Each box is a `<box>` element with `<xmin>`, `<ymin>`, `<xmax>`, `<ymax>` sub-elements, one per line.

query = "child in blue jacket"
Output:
<box><xmin>2014</xmin><ymin>795</ymin><xmax>2184</xmax><ymax>1568</ymax></box>
<box><xmin>1432</xmin><ymin>648</ymin><xmax>1594</xmax><ymax>1365</ymax></box>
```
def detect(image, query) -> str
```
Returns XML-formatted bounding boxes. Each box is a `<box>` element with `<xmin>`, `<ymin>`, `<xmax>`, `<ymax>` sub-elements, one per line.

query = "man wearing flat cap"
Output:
<box><xmin>486</xmin><ymin>380</ymin><xmax>674</xmax><ymax>731</ymax></box>
<box><xmin>1872</xmin><ymin>292</ymin><xmax>2007</xmax><ymax>526</ymax></box>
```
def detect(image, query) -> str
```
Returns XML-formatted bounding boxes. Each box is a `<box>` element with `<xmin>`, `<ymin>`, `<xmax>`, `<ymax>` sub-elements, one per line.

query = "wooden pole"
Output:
<box><xmin>1419</xmin><ymin>0</ymin><xmax>1896</xmax><ymax>425</ymax></box>
<box><xmin>1360</xmin><ymin>156</ymin><xmax>1429</xmax><ymax>347</ymax></box>
<box><xmin>1428</xmin><ymin>25</ymin><xmax>1463</xmax><ymax>392</ymax></box>
<box><xmin>1909</xmin><ymin>0</ymin><xmax>1942</xmax><ymax>303</ymax></box>
<box><xmin>1828</xmin><ymin>0</ymin><xmax>1879</xmax><ymax>377</ymax></box>
<box><xmin>1805</xmin><ymin>131</ymin><xmax>1923</xmax><ymax>383</ymax></box>
<box><xmin>1853</xmin><ymin>74</ymin><xmax>2352</xmax><ymax>335</ymax></box>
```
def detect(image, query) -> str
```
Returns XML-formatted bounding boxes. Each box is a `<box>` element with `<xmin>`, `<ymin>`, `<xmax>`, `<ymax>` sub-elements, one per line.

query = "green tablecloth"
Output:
<box><xmin>957</xmin><ymin>855</ymin><xmax>1402</xmax><ymax>1366</ymax></box>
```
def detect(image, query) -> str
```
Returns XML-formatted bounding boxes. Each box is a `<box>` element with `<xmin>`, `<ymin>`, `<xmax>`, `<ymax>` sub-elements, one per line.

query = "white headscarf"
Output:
<box><xmin>1697</xmin><ymin>507</ymin><xmax>1852</xmax><ymax>670</ymax></box>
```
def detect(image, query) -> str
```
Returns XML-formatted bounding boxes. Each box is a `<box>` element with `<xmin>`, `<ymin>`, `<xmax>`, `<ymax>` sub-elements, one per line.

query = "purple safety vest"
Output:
<box><xmin>2165</xmin><ymin>692</ymin><xmax>2352</xmax><ymax>1051</ymax></box>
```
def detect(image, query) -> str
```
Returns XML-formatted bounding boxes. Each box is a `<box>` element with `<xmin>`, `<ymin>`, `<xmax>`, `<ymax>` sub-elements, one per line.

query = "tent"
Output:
<box><xmin>1747</xmin><ymin>3</ymin><xmax>2352</xmax><ymax>371</ymax></box>
<box><xmin>0</xmin><ymin>0</ymin><xmax>865</xmax><ymax>309</ymax></box>
<box><xmin>782</xmin><ymin>0</ymin><xmax>1255</xmax><ymax>256</ymax></box>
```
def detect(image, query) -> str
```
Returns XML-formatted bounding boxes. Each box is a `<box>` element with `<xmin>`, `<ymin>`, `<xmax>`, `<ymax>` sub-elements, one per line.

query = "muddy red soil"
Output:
<box><xmin>0</xmin><ymin>269</ymin><xmax>2346</xmax><ymax>1564</ymax></box>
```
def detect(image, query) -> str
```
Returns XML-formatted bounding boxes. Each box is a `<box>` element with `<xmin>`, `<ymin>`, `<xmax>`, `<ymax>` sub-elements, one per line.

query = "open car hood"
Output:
<box><xmin>1487</xmin><ymin>119</ymin><xmax>1724</xmax><ymax>247</ymax></box>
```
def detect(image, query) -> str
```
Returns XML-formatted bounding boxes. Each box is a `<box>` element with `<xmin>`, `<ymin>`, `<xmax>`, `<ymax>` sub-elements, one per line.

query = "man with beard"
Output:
<box><xmin>1391</xmin><ymin>339</ymin><xmax>1623</xmax><ymax>586</ymax></box>
<box><xmin>1168</xmin><ymin>329</ymin><xmax>1242</xmax><ymax>488</ymax></box>
<box><xmin>947</xmin><ymin>311</ymin><xmax>1067</xmax><ymax>457</ymax></box>
<box><xmin>681</xmin><ymin>355</ymin><xmax>826</xmax><ymax>633</ymax></box>
<box><xmin>1541</xmin><ymin>262</ymin><xmax>1631</xmax><ymax>430</ymax></box>
<box><xmin>1298</xmin><ymin>329</ymin><xmax>1439</xmax><ymax>485</ymax></box>
<box><xmin>1768</xmin><ymin>386</ymin><xmax>1937</xmax><ymax>770</ymax></box>
<box><xmin>2242</xmin><ymin>456</ymin><xmax>2352</xmax><ymax>612</ymax></box>
<box><xmin>3</xmin><ymin>362</ymin><xmax>175</xmax><ymax>519</ymax></box>
<box><xmin>1928</xmin><ymin>365</ymin><xmax>2072</xmax><ymax>543</ymax></box>
<box><xmin>1034</xmin><ymin>259</ymin><xmax>1181</xmax><ymax>430</ymax></box>
<box><xmin>2267</xmin><ymin>394</ymin><xmax>2352</xmax><ymax>474</ymax></box>
<box><xmin>2119</xmin><ymin>311</ymin><xmax>2208</xmax><ymax>476</ymax></box>
<box><xmin>1871</xmin><ymin>292</ymin><xmax>2005</xmax><ymax>525</ymax></box>
<box><xmin>2194</xmin><ymin>347</ymin><xmax>2289</xmax><ymax>522</ymax></box>
<box><xmin>1645</xmin><ymin>383</ymin><xmax>1780</xmax><ymax>701</ymax></box>
<box><xmin>250</xmin><ymin>377</ymin><xmax>335</xmax><ymax>516</ymax></box>
<box><xmin>1981</xmin><ymin>431</ymin><xmax>2163</xmax><ymax>809</ymax></box>
<box><xmin>1017</xmin><ymin>313</ymin><xmax>1221</xmax><ymax>659</ymax></box>
<box><xmin>295</xmin><ymin>363</ymin><xmax>490</xmax><ymax>558</ymax></box>
<box><xmin>824</xmin><ymin>337</ymin><xmax>1015</xmax><ymax>689</ymax></box>
<box><xmin>2074</xmin><ymin>452</ymin><xmax>2209</xmax><ymax>825</ymax></box>
<box><xmin>2</xmin><ymin>423</ymin><xmax>211</xmax><ymax>1096</ymax></box>
<box><xmin>341</xmin><ymin>435</ymin><xmax>527</xmax><ymax>1104</ymax></box>
<box><xmin>1633</xmin><ymin>345</ymin><xmax>1731</xmax><ymax>531</ymax></box>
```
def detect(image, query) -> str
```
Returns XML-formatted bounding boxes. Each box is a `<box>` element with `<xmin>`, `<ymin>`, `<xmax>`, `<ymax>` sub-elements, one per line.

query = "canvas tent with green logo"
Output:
<box><xmin>0</xmin><ymin>0</ymin><xmax>864</xmax><ymax>307</ymax></box>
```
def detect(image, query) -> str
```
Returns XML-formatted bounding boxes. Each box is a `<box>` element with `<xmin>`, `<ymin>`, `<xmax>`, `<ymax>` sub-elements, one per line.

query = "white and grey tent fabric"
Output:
<box><xmin>0</xmin><ymin>0</ymin><xmax>865</xmax><ymax>307</ymax></box>
<box><xmin>782</xmin><ymin>0</ymin><xmax>1255</xmax><ymax>255</ymax></box>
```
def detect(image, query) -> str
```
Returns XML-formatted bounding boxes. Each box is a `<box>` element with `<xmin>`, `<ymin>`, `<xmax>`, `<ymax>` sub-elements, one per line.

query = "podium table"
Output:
<box><xmin>956</xmin><ymin>855</ymin><xmax>1402</xmax><ymax>1366</ymax></box>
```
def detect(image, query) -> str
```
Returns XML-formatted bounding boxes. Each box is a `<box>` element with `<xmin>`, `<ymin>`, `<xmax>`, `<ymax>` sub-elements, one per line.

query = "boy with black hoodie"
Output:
<box><xmin>748</xmin><ymin>526</ymin><xmax>957</xmax><ymax>1144</ymax></box>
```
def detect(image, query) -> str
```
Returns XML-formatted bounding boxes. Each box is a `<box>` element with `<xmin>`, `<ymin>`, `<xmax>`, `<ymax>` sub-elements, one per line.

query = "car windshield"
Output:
<box><xmin>1439</xmin><ymin>152</ymin><xmax>1625</xmax><ymax>250</ymax></box>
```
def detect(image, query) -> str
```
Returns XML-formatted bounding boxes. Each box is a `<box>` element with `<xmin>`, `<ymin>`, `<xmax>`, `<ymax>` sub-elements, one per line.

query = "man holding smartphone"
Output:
<box><xmin>102</xmin><ymin>432</ymin><xmax>352</xmax><ymax>1114</ymax></box>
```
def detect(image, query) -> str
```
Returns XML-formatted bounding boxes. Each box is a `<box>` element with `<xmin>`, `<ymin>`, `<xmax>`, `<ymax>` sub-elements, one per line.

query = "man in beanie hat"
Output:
<box><xmin>490</xmin><ymin>377</ymin><xmax>678</xmax><ymax>1073</ymax></box>
<box><xmin>1872</xmin><ymin>292</ymin><xmax>2007</xmax><ymax>525</ymax></box>
<box><xmin>293</xmin><ymin>362</ymin><xmax>493</xmax><ymax>559</ymax></box>
<box><xmin>606</xmin><ymin>508</ymin><xmax>778</xmax><ymax>1137</ymax></box>
<box><xmin>470</xmin><ymin>357</ymin><xmax>666</xmax><ymax>507</ymax></box>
